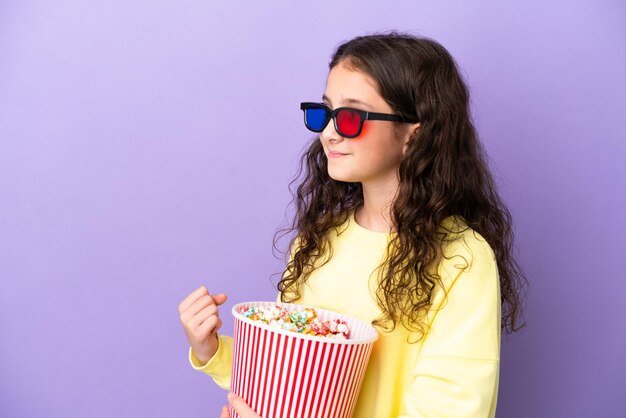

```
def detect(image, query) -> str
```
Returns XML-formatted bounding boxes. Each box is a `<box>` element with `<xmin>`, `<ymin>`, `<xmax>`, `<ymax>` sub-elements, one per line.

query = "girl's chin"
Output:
<box><xmin>327</xmin><ymin>169</ymin><xmax>359</xmax><ymax>183</ymax></box>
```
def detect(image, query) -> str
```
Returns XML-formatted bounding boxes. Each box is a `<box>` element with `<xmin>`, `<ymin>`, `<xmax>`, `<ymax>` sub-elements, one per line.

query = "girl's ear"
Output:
<box><xmin>403</xmin><ymin>123</ymin><xmax>421</xmax><ymax>155</ymax></box>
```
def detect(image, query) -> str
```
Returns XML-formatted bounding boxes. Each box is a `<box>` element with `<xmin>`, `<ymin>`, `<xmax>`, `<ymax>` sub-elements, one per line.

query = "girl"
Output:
<box><xmin>179</xmin><ymin>32</ymin><xmax>525</xmax><ymax>418</ymax></box>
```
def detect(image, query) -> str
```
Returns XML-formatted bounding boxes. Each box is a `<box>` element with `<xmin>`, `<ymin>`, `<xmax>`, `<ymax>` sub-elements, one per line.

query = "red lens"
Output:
<box><xmin>336</xmin><ymin>109</ymin><xmax>362</xmax><ymax>137</ymax></box>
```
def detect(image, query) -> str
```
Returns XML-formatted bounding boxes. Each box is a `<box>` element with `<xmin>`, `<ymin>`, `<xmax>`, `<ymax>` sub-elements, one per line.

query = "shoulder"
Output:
<box><xmin>429</xmin><ymin>217</ymin><xmax>501</xmax><ymax>330</ymax></box>
<box><xmin>438</xmin><ymin>216</ymin><xmax>498</xmax><ymax>285</ymax></box>
<box><xmin>440</xmin><ymin>216</ymin><xmax>496</xmax><ymax>264</ymax></box>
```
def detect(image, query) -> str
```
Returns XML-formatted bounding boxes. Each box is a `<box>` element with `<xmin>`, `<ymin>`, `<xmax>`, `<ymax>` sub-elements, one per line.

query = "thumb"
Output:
<box><xmin>219</xmin><ymin>405</ymin><xmax>230</xmax><ymax>418</ymax></box>
<box><xmin>212</xmin><ymin>293</ymin><xmax>228</xmax><ymax>305</ymax></box>
<box><xmin>228</xmin><ymin>392</ymin><xmax>258</xmax><ymax>416</ymax></box>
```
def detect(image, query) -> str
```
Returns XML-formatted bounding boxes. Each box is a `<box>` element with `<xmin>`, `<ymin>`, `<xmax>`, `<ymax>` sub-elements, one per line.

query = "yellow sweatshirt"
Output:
<box><xmin>190</xmin><ymin>214</ymin><xmax>501</xmax><ymax>417</ymax></box>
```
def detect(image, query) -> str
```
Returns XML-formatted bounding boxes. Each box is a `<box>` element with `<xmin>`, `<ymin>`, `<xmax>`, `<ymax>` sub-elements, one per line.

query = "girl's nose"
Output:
<box><xmin>320</xmin><ymin>118</ymin><xmax>343</xmax><ymax>143</ymax></box>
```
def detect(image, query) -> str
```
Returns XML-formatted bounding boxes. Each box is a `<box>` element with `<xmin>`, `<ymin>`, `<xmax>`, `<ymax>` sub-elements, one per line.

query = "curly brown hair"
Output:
<box><xmin>277</xmin><ymin>32</ymin><xmax>526</xmax><ymax>337</ymax></box>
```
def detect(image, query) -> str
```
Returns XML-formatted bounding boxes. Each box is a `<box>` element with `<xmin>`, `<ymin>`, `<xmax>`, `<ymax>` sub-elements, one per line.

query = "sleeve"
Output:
<box><xmin>188</xmin><ymin>334</ymin><xmax>233</xmax><ymax>390</ymax></box>
<box><xmin>401</xmin><ymin>233</ymin><xmax>502</xmax><ymax>418</ymax></box>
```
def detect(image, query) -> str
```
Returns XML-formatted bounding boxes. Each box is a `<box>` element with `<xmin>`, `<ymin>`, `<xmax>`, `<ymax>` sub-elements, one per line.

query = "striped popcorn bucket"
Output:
<box><xmin>230</xmin><ymin>301</ymin><xmax>378</xmax><ymax>418</ymax></box>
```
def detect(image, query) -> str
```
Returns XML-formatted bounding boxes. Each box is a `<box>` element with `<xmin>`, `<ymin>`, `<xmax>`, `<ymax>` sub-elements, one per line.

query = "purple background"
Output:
<box><xmin>1</xmin><ymin>1</ymin><xmax>624</xmax><ymax>417</ymax></box>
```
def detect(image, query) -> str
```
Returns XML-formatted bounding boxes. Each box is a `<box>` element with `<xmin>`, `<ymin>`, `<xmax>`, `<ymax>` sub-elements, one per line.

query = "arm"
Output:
<box><xmin>402</xmin><ymin>233</ymin><xmax>501</xmax><ymax>418</ymax></box>
<box><xmin>179</xmin><ymin>286</ymin><xmax>233</xmax><ymax>389</ymax></box>
<box><xmin>189</xmin><ymin>335</ymin><xmax>233</xmax><ymax>389</ymax></box>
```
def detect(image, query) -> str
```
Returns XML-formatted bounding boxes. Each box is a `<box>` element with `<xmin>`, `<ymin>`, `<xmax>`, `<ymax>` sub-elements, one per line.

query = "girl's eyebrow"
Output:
<box><xmin>322</xmin><ymin>94</ymin><xmax>372</xmax><ymax>109</ymax></box>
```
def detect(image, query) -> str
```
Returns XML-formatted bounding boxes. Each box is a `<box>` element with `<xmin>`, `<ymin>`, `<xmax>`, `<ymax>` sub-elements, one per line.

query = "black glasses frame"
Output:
<box><xmin>300</xmin><ymin>102</ymin><xmax>419</xmax><ymax>138</ymax></box>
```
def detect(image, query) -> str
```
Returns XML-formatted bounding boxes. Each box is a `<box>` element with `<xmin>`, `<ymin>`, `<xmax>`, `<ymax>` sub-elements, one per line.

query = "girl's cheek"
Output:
<box><xmin>355</xmin><ymin>121</ymin><xmax>370</xmax><ymax>139</ymax></box>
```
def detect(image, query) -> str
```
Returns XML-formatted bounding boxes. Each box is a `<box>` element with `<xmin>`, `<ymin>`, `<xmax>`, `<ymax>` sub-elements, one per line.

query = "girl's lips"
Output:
<box><xmin>328</xmin><ymin>151</ymin><xmax>348</xmax><ymax>158</ymax></box>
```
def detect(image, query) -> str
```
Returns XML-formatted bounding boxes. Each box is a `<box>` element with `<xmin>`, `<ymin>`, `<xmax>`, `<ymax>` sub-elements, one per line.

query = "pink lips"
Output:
<box><xmin>328</xmin><ymin>151</ymin><xmax>348</xmax><ymax>159</ymax></box>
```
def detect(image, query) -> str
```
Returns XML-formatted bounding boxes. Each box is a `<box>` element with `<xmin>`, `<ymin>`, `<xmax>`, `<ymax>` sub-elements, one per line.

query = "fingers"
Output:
<box><xmin>179</xmin><ymin>289</ymin><xmax>227</xmax><ymax>320</ymax></box>
<box><xmin>228</xmin><ymin>392</ymin><xmax>260</xmax><ymax>417</ymax></box>
<box><xmin>189</xmin><ymin>303</ymin><xmax>219</xmax><ymax>326</ymax></box>
<box><xmin>179</xmin><ymin>286</ymin><xmax>228</xmax><ymax>363</ymax></box>
<box><xmin>219</xmin><ymin>405</ymin><xmax>230</xmax><ymax>418</ymax></box>
<box><xmin>178</xmin><ymin>286</ymin><xmax>209</xmax><ymax>314</ymax></box>
<box><xmin>198</xmin><ymin>313</ymin><xmax>223</xmax><ymax>336</ymax></box>
<box><xmin>187</xmin><ymin>295</ymin><xmax>218</xmax><ymax>318</ymax></box>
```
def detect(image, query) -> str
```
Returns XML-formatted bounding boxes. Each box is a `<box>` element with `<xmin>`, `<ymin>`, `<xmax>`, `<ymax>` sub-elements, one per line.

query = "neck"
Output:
<box><xmin>356</xmin><ymin>176</ymin><xmax>399</xmax><ymax>232</ymax></box>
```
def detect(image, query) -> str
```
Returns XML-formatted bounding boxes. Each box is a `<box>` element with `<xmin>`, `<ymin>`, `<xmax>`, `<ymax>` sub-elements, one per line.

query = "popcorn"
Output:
<box><xmin>238</xmin><ymin>305</ymin><xmax>350</xmax><ymax>339</ymax></box>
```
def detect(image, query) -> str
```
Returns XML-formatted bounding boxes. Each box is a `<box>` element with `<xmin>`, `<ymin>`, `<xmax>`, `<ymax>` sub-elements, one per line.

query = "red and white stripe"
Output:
<box><xmin>230</xmin><ymin>302</ymin><xmax>377</xmax><ymax>418</ymax></box>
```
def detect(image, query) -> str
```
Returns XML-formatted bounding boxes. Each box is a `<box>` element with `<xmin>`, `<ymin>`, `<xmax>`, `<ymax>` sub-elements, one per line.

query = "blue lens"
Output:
<box><xmin>306</xmin><ymin>107</ymin><xmax>329</xmax><ymax>131</ymax></box>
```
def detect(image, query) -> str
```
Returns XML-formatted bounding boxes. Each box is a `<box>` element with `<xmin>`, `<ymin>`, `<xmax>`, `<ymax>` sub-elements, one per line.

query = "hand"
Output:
<box><xmin>178</xmin><ymin>286</ymin><xmax>228</xmax><ymax>364</ymax></box>
<box><xmin>219</xmin><ymin>393</ymin><xmax>261</xmax><ymax>418</ymax></box>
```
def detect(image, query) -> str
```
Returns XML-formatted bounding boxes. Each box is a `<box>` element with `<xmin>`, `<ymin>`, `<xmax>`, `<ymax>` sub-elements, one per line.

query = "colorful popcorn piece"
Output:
<box><xmin>237</xmin><ymin>305</ymin><xmax>350</xmax><ymax>339</ymax></box>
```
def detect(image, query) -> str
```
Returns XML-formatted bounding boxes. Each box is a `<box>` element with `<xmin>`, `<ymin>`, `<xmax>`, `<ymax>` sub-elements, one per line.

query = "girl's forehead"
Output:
<box><xmin>323</xmin><ymin>62</ymin><xmax>385</xmax><ymax>109</ymax></box>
